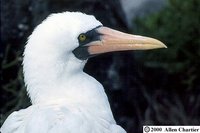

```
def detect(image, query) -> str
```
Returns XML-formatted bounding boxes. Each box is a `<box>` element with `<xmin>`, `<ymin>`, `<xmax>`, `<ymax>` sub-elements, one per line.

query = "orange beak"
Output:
<box><xmin>87</xmin><ymin>26</ymin><xmax>167</xmax><ymax>55</ymax></box>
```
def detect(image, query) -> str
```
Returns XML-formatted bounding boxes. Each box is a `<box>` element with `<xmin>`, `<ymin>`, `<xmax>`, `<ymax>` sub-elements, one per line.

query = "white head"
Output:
<box><xmin>23</xmin><ymin>12</ymin><xmax>100</xmax><ymax>103</ymax></box>
<box><xmin>23</xmin><ymin>11</ymin><xmax>166</xmax><ymax>104</ymax></box>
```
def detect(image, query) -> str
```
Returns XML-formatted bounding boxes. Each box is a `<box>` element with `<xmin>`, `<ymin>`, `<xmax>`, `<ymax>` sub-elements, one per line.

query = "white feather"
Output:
<box><xmin>1</xmin><ymin>11</ymin><xmax>126</xmax><ymax>133</ymax></box>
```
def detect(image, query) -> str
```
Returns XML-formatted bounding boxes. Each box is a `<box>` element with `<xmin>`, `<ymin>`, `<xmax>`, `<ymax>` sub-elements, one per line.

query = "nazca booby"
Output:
<box><xmin>1</xmin><ymin>11</ymin><xmax>166</xmax><ymax>133</ymax></box>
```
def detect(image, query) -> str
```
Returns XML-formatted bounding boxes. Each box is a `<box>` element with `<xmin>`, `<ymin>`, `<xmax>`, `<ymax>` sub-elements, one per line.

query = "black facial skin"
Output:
<box><xmin>73</xmin><ymin>26</ymin><xmax>102</xmax><ymax>60</ymax></box>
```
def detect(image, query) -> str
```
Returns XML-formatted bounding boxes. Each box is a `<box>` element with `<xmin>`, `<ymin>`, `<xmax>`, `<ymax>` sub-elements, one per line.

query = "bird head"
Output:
<box><xmin>23</xmin><ymin>11</ymin><xmax>166</xmax><ymax>103</ymax></box>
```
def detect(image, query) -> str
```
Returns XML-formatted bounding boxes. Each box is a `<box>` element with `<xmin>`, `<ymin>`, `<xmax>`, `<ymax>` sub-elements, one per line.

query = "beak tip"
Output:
<box><xmin>155</xmin><ymin>39</ymin><xmax>167</xmax><ymax>49</ymax></box>
<box><xmin>143</xmin><ymin>37</ymin><xmax>167</xmax><ymax>49</ymax></box>
<box><xmin>160</xmin><ymin>43</ymin><xmax>167</xmax><ymax>48</ymax></box>
<box><xmin>161</xmin><ymin>42</ymin><xmax>167</xmax><ymax>48</ymax></box>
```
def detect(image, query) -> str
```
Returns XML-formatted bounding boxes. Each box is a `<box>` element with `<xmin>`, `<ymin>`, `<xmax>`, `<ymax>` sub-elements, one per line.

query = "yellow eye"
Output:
<box><xmin>79</xmin><ymin>34</ymin><xmax>86</xmax><ymax>42</ymax></box>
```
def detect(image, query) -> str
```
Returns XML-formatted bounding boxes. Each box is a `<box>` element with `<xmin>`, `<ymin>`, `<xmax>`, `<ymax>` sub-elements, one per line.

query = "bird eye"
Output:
<box><xmin>78</xmin><ymin>34</ymin><xmax>86</xmax><ymax>42</ymax></box>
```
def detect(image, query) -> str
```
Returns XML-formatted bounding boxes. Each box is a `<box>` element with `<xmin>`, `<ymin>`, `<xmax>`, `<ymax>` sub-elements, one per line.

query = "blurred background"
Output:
<box><xmin>1</xmin><ymin>0</ymin><xmax>200</xmax><ymax>132</ymax></box>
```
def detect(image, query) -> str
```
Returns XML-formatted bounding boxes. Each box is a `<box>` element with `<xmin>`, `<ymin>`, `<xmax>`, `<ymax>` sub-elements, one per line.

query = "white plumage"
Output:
<box><xmin>1</xmin><ymin>11</ymin><xmax>166</xmax><ymax>133</ymax></box>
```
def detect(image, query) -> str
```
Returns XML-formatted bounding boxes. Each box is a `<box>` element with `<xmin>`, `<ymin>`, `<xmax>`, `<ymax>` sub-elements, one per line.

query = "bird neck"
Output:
<box><xmin>23</xmin><ymin>51</ymin><xmax>88</xmax><ymax>104</ymax></box>
<box><xmin>23</xmin><ymin>54</ymin><xmax>110</xmax><ymax>109</ymax></box>
<box><xmin>23</xmin><ymin>48</ymin><xmax>114</xmax><ymax>123</ymax></box>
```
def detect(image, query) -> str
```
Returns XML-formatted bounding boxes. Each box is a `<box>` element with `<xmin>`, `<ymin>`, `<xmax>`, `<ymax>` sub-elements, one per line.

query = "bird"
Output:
<box><xmin>1</xmin><ymin>11</ymin><xmax>166</xmax><ymax>133</ymax></box>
